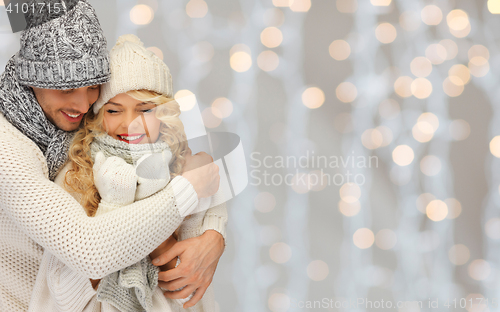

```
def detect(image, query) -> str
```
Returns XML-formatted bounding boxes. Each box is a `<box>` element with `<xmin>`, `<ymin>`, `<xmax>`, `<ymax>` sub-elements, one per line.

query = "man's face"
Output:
<box><xmin>31</xmin><ymin>85</ymin><xmax>100</xmax><ymax>131</ymax></box>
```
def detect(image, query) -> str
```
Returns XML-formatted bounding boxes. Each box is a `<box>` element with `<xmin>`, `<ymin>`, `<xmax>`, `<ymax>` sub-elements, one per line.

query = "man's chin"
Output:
<box><xmin>55</xmin><ymin>120</ymin><xmax>82</xmax><ymax>132</ymax></box>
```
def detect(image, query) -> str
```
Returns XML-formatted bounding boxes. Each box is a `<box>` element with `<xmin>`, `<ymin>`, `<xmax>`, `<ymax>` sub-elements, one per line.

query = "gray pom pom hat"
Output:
<box><xmin>14</xmin><ymin>0</ymin><xmax>110</xmax><ymax>90</ymax></box>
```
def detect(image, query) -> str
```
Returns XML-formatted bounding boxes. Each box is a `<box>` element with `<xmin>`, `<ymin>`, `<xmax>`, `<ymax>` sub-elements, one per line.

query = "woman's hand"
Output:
<box><xmin>149</xmin><ymin>235</ymin><xmax>179</xmax><ymax>272</ymax></box>
<box><xmin>152</xmin><ymin>230</ymin><xmax>225</xmax><ymax>309</ymax></box>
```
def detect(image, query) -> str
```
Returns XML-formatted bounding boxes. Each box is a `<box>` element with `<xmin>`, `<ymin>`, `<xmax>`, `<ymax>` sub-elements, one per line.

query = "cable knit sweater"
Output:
<box><xmin>0</xmin><ymin>113</ymin><xmax>227</xmax><ymax>312</ymax></box>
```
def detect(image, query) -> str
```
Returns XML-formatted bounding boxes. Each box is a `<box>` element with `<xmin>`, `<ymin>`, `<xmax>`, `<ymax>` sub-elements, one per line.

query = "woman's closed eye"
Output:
<box><xmin>106</xmin><ymin>109</ymin><xmax>120</xmax><ymax>114</ymax></box>
<box><xmin>140</xmin><ymin>108</ymin><xmax>155</xmax><ymax>114</ymax></box>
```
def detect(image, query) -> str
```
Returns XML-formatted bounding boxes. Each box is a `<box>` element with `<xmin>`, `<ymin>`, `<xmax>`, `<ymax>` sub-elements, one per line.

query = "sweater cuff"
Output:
<box><xmin>201</xmin><ymin>214</ymin><xmax>228</xmax><ymax>246</ymax></box>
<box><xmin>170</xmin><ymin>176</ymin><xmax>199</xmax><ymax>217</ymax></box>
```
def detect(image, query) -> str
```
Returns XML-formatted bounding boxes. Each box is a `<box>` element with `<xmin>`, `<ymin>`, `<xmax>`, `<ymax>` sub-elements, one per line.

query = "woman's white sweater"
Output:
<box><xmin>0</xmin><ymin>114</ymin><xmax>227</xmax><ymax>311</ymax></box>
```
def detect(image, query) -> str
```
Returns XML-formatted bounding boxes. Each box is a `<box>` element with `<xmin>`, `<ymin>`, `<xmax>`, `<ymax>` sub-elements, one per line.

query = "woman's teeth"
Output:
<box><xmin>119</xmin><ymin>134</ymin><xmax>144</xmax><ymax>141</ymax></box>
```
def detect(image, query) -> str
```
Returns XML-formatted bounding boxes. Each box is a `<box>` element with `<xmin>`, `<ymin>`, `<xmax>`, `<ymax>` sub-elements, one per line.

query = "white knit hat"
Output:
<box><xmin>93</xmin><ymin>34</ymin><xmax>173</xmax><ymax>114</ymax></box>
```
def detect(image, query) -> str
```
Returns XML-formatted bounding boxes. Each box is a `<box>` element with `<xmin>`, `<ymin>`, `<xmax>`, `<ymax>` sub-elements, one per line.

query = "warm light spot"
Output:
<box><xmin>174</xmin><ymin>90</ymin><xmax>197</xmax><ymax>111</ymax></box>
<box><xmin>307</xmin><ymin>260</ymin><xmax>329</xmax><ymax>281</ymax></box>
<box><xmin>469</xmin><ymin>45</ymin><xmax>490</xmax><ymax>61</ymax></box>
<box><xmin>445</xmin><ymin>198</ymin><xmax>462</xmax><ymax>219</ymax></box>
<box><xmin>425</xmin><ymin>43</ymin><xmax>447</xmax><ymax>65</ymax></box>
<box><xmin>270</xmin><ymin>242</ymin><xmax>292</xmax><ymax>264</ymax></box>
<box><xmin>264</xmin><ymin>8</ymin><xmax>285</xmax><ymax>27</ymax></box>
<box><xmin>447</xmin><ymin>9</ymin><xmax>469</xmax><ymax>31</ymax></box>
<box><xmin>469</xmin><ymin>57</ymin><xmax>490</xmax><ymax>77</ymax></box>
<box><xmin>394</xmin><ymin>76</ymin><xmax>413</xmax><ymax>98</ymax></box>
<box><xmin>420</xmin><ymin>155</ymin><xmax>441</xmax><ymax>176</ymax></box>
<box><xmin>416</xmin><ymin>193</ymin><xmax>436</xmax><ymax>213</ymax></box>
<box><xmin>450</xmin><ymin>23</ymin><xmax>471</xmax><ymax>38</ymax></box>
<box><xmin>376</xmin><ymin>125</ymin><xmax>393</xmax><ymax>146</ymax></box>
<box><xmin>336</xmin><ymin>0</ymin><xmax>358</xmax><ymax>13</ymax></box>
<box><xmin>490</xmin><ymin>136</ymin><xmax>500</xmax><ymax>158</ymax></box>
<box><xmin>130</xmin><ymin>4</ymin><xmax>154</xmax><ymax>25</ymax></box>
<box><xmin>211</xmin><ymin>97</ymin><xmax>233</xmax><ymax>119</ymax></box>
<box><xmin>230</xmin><ymin>51</ymin><xmax>252</xmax><ymax>72</ymax></box>
<box><xmin>147</xmin><ymin>47</ymin><xmax>163</xmax><ymax>60</ymax></box>
<box><xmin>268</xmin><ymin>293</ymin><xmax>291</xmax><ymax>312</ymax></box>
<box><xmin>488</xmin><ymin>0</ymin><xmax>500</xmax><ymax>14</ymax></box>
<box><xmin>421</xmin><ymin>5</ymin><xmax>443</xmax><ymax>25</ymax></box>
<box><xmin>193</xmin><ymin>41</ymin><xmax>214</xmax><ymax>62</ymax></box>
<box><xmin>410</xmin><ymin>57</ymin><xmax>433</xmax><ymax>77</ymax></box>
<box><xmin>339</xmin><ymin>183</ymin><xmax>361</xmax><ymax>203</ymax></box>
<box><xmin>272</xmin><ymin>0</ymin><xmax>293</xmax><ymax>7</ymax></box>
<box><xmin>375</xmin><ymin>23</ymin><xmax>397</xmax><ymax>44</ymax></box>
<box><xmin>439</xmin><ymin>39</ymin><xmax>458</xmax><ymax>60</ymax></box>
<box><xmin>302</xmin><ymin>87</ymin><xmax>325</xmax><ymax>109</ymax></box>
<box><xmin>449</xmin><ymin>244</ymin><xmax>470</xmax><ymax>265</ymax></box>
<box><xmin>361</xmin><ymin>128</ymin><xmax>384</xmax><ymax>150</ymax></box>
<box><xmin>468</xmin><ymin>259</ymin><xmax>491</xmax><ymax>281</ymax></box>
<box><xmin>426</xmin><ymin>200</ymin><xmax>448</xmax><ymax>221</ymax></box>
<box><xmin>338</xmin><ymin>200</ymin><xmax>361</xmax><ymax>216</ymax></box>
<box><xmin>370</xmin><ymin>0</ymin><xmax>391</xmax><ymax>6</ymax></box>
<box><xmin>353</xmin><ymin>228</ymin><xmax>375</xmax><ymax>249</ymax></box>
<box><xmin>485</xmin><ymin>218</ymin><xmax>500</xmax><ymax>239</ymax></box>
<box><xmin>400</xmin><ymin>11</ymin><xmax>421</xmax><ymax>31</ymax></box>
<box><xmin>334</xmin><ymin>113</ymin><xmax>353</xmax><ymax>133</ymax></box>
<box><xmin>449</xmin><ymin>64</ymin><xmax>470</xmax><ymax>85</ymax></box>
<box><xmin>411</xmin><ymin>77</ymin><xmax>433</xmax><ymax>99</ymax></box>
<box><xmin>0</xmin><ymin>0</ymin><xmax>4</xmax><ymax>6</ymax></box>
<box><xmin>186</xmin><ymin>0</ymin><xmax>208</xmax><ymax>18</ymax></box>
<box><xmin>443</xmin><ymin>77</ymin><xmax>465</xmax><ymax>97</ymax></box>
<box><xmin>254</xmin><ymin>192</ymin><xmax>276</xmax><ymax>213</ymax></box>
<box><xmin>449</xmin><ymin>119</ymin><xmax>470</xmax><ymax>141</ymax></box>
<box><xmin>379</xmin><ymin>99</ymin><xmax>400</xmax><ymax>119</ymax></box>
<box><xmin>392</xmin><ymin>145</ymin><xmax>414</xmax><ymax>166</ymax></box>
<box><xmin>261</xmin><ymin>27</ymin><xmax>283</xmax><ymax>48</ymax></box>
<box><xmin>418</xmin><ymin>112</ymin><xmax>439</xmax><ymax>133</ymax></box>
<box><xmin>412</xmin><ymin>123</ymin><xmax>434</xmax><ymax>142</ymax></box>
<box><xmin>336</xmin><ymin>82</ymin><xmax>358</xmax><ymax>103</ymax></box>
<box><xmin>258</xmin><ymin>51</ymin><xmax>280</xmax><ymax>72</ymax></box>
<box><xmin>375</xmin><ymin>229</ymin><xmax>397</xmax><ymax>250</ymax></box>
<box><xmin>329</xmin><ymin>40</ymin><xmax>351</xmax><ymax>61</ymax></box>
<box><xmin>202</xmin><ymin>108</ymin><xmax>222</xmax><ymax>128</ymax></box>
<box><xmin>290</xmin><ymin>0</ymin><xmax>312</xmax><ymax>12</ymax></box>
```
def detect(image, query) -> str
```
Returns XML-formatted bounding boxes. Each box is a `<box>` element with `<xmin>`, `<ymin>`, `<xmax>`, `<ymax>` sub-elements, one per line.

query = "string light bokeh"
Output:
<box><xmin>1</xmin><ymin>0</ymin><xmax>500</xmax><ymax>310</ymax></box>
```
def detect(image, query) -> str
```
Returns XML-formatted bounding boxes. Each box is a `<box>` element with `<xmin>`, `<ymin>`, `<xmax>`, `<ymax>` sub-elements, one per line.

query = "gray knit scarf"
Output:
<box><xmin>0</xmin><ymin>56</ymin><xmax>74</xmax><ymax>181</ymax></box>
<box><xmin>90</xmin><ymin>133</ymin><xmax>170</xmax><ymax>312</ymax></box>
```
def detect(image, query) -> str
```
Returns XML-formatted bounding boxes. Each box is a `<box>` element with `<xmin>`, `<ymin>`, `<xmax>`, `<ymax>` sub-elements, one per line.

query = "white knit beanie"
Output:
<box><xmin>93</xmin><ymin>34</ymin><xmax>173</xmax><ymax>114</ymax></box>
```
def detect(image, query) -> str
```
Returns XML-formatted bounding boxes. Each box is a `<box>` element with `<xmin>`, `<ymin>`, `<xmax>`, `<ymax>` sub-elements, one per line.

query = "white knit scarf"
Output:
<box><xmin>0</xmin><ymin>56</ymin><xmax>74</xmax><ymax>181</ymax></box>
<box><xmin>89</xmin><ymin>133</ymin><xmax>170</xmax><ymax>312</ymax></box>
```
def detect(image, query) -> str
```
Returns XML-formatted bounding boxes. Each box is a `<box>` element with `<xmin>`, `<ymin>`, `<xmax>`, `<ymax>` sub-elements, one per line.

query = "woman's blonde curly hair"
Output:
<box><xmin>64</xmin><ymin>90</ymin><xmax>188</xmax><ymax>217</ymax></box>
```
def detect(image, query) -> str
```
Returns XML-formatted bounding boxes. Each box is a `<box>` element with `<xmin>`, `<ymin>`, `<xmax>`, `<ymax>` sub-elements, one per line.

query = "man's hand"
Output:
<box><xmin>152</xmin><ymin>230</ymin><xmax>225</xmax><ymax>309</ymax></box>
<box><xmin>182</xmin><ymin>150</ymin><xmax>220</xmax><ymax>198</ymax></box>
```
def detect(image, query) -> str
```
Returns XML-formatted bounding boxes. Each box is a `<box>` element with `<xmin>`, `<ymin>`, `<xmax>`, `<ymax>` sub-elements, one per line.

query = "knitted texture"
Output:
<box><xmin>0</xmin><ymin>57</ymin><xmax>73</xmax><ymax>180</ymax></box>
<box><xmin>93</xmin><ymin>34</ymin><xmax>173</xmax><ymax>113</ymax></box>
<box><xmin>15</xmin><ymin>0</ymin><xmax>110</xmax><ymax>89</ymax></box>
<box><xmin>89</xmin><ymin>136</ymin><xmax>173</xmax><ymax>312</ymax></box>
<box><xmin>0</xmin><ymin>112</ymin><xmax>192</xmax><ymax>312</ymax></box>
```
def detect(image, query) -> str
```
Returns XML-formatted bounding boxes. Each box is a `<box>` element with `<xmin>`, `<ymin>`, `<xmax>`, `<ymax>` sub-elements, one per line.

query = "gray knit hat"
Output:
<box><xmin>14</xmin><ymin>0</ymin><xmax>110</xmax><ymax>90</ymax></box>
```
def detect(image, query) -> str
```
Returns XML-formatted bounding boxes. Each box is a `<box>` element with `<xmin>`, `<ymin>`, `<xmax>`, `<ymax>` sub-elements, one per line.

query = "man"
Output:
<box><xmin>0</xmin><ymin>0</ymin><xmax>226</xmax><ymax>310</ymax></box>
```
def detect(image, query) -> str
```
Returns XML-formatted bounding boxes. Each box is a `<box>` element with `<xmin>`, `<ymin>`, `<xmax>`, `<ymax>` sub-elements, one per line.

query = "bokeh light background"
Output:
<box><xmin>3</xmin><ymin>0</ymin><xmax>500</xmax><ymax>311</ymax></box>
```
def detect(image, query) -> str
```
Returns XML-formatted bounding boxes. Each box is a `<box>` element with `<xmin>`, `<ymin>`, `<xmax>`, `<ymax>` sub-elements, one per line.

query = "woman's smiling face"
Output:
<box><xmin>102</xmin><ymin>93</ymin><xmax>161</xmax><ymax>144</ymax></box>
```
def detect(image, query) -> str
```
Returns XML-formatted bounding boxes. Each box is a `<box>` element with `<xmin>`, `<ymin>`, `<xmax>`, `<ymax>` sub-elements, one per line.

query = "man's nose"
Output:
<box><xmin>69</xmin><ymin>89</ymin><xmax>92</xmax><ymax>113</ymax></box>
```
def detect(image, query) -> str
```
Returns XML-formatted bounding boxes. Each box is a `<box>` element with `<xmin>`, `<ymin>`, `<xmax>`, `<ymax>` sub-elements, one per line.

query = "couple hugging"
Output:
<box><xmin>0</xmin><ymin>1</ymin><xmax>226</xmax><ymax>312</ymax></box>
